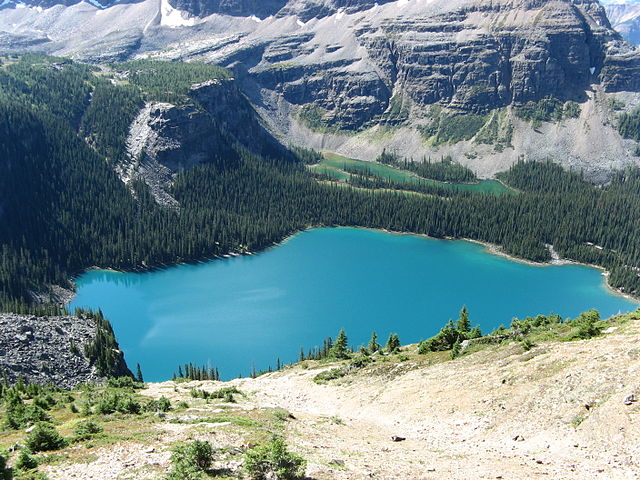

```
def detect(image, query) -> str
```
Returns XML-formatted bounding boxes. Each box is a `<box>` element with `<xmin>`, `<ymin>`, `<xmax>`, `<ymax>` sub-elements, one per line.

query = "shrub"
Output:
<box><xmin>166</xmin><ymin>440</ymin><xmax>213</xmax><ymax>480</ymax></box>
<box><xmin>94</xmin><ymin>392</ymin><xmax>141</xmax><ymax>415</ymax></box>
<box><xmin>3</xmin><ymin>403</ymin><xmax>51</xmax><ymax>430</ymax></box>
<box><xmin>210</xmin><ymin>387</ymin><xmax>241</xmax><ymax>401</ymax></box>
<box><xmin>146</xmin><ymin>396</ymin><xmax>171</xmax><ymax>412</ymax></box>
<box><xmin>521</xmin><ymin>338</ymin><xmax>535</xmax><ymax>351</ymax></box>
<box><xmin>106</xmin><ymin>377</ymin><xmax>141</xmax><ymax>390</ymax></box>
<box><xmin>244</xmin><ymin>436</ymin><xmax>306</xmax><ymax>480</ymax></box>
<box><xmin>573</xmin><ymin>309</ymin><xmax>602</xmax><ymax>339</ymax></box>
<box><xmin>16</xmin><ymin>450</ymin><xmax>38</xmax><ymax>470</ymax></box>
<box><xmin>25</xmin><ymin>422</ymin><xmax>67</xmax><ymax>452</ymax></box>
<box><xmin>73</xmin><ymin>420</ymin><xmax>103</xmax><ymax>440</ymax></box>
<box><xmin>312</xmin><ymin>368</ymin><xmax>345</xmax><ymax>384</ymax></box>
<box><xmin>348</xmin><ymin>356</ymin><xmax>373</xmax><ymax>369</ymax></box>
<box><xmin>0</xmin><ymin>454</ymin><xmax>11</xmax><ymax>480</ymax></box>
<box><xmin>33</xmin><ymin>395</ymin><xmax>55</xmax><ymax>411</ymax></box>
<box><xmin>418</xmin><ymin>320</ymin><xmax>458</xmax><ymax>353</ymax></box>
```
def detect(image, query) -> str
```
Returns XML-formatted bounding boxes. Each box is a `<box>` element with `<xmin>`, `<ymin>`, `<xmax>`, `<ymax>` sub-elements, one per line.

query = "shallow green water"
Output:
<box><xmin>319</xmin><ymin>153</ymin><xmax>511</xmax><ymax>194</ymax></box>
<box><xmin>69</xmin><ymin>228</ymin><xmax>636</xmax><ymax>381</ymax></box>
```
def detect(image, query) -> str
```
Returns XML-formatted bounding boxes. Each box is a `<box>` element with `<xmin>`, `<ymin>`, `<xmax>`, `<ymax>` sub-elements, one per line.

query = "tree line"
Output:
<box><xmin>1</xmin><ymin>55</ymin><xmax>640</xmax><ymax>312</ymax></box>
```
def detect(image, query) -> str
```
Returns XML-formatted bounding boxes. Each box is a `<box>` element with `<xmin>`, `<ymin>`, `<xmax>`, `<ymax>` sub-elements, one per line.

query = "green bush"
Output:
<box><xmin>16</xmin><ymin>450</ymin><xmax>38</xmax><ymax>470</ymax></box>
<box><xmin>0</xmin><ymin>454</ymin><xmax>11</xmax><ymax>480</ymax></box>
<box><xmin>564</xmin><ymin>101</ymin><xmax>581</xmax><ymax>118</ymax></box>
<box><xmin>94</xmin><ymin>392</ymin><xmax>141</xmax><ymax>415</ymax></box>
<box><xmin>521</xmin><ymin>338</ymin><xmax>535</xmax><ymax>351</ymax></box>
<box><xmin>3</xmin><ymin>403</ymin><xmax>51</xmax><ymax>430</ymax></box>
<box><xmin>146</xmin><ymin>396</ymin><xmax>171</xmax><ymax>412</ymax></box>
<box><xmin>312</xmin><ymin>368</ymin><xmax>345</xmax><ymax>384</ymax></box>
<box><xmin>73</xmin><ymin>420</ymin><xmax>103</xmax><ymax>441</ymax></box>
<box><xmin>106</xmin><ymin>377</ymin><xmax>141</xmax><ymax>390</ymax></box>
<box><xmin>166</xmin><ymin>440</ymin><xmax>213</xmax><ymax>480</ymax></box>
<box><xmin>33</xmin><ymin>395</ymin><xmax>55</xmax><ymax>411</ymax></box>
<box><xmin>25</xmin><ymin>422</ymin><xmax>67</xmax><ymax>452</ymax></box>
<box><xmin>244</xmin><ymin>436</ymin><xmax>306</xmax><ymax>480</ymax></box>
<box><xmin>348</xmin><ymin>356</ymin><xmax>373</xmax><ymax>369</ymax></box>
<box><xmin>573</xmin><ymin>309</ymin><xmax>602</xmax><ymax>339</ymax></box>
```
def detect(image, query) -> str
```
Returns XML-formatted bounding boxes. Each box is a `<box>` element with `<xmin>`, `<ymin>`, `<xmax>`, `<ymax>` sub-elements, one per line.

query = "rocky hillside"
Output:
<box><xmin>0</xmin><ymin>313</ymin><xmax>131</xmax><ymax>389</ymax></box>
<box><xmin>1</xmin><ymin>309</ymin><xmax>635</xmax><ymax>479</ymax></box>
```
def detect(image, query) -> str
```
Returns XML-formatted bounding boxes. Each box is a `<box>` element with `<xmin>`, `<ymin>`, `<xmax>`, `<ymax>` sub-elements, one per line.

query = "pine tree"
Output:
<box><xmin>332</xmin><ymin>329</ymin><xmax>349</xmax><ymax>359</ymax></box>
<box><xmin>456</xmin><ymin>306</ymin><xmax>471</xmax><ymax>334</ymax></box>
<box><xmin>386</xmin><ymin>333</ymin><xmax>400</xmax><ymax>353</ymax></box>
<box><xmin>299</xmin><ymin>347</ymin><xmax>305</xmax><ymax>362</ymax></box>
<box><xmin>367</xmin><ymin>331</ymin><xmax>380</xmax><ymax>353</ymax></box>
<box><xmin>451</xmin><ymin>338</ymin><xmax>462</xmax><ymax>359</ymax></box>
<box><xmin>135</xmin><ymin>363</ymin><xmax>144</xmax><ymax>383</ymax></box>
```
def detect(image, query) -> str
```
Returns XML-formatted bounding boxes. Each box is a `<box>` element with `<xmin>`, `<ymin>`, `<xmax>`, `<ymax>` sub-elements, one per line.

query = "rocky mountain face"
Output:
<box><xmin>119</xmin><ymin>78</ymin><xmax>291</xmax><ymax>208</ymax></box>
<box><xmin>605</xmin><ymin>2</ymin><xmax>640</xmax><ymax>45</ymax></box>
<box><xmin>1</xmin><ymin>0</ymin><xmax>640</xmax><ymax>177</ymax></box>
<box><xmin>0</xmin><ymin>313</ymin><xmax>131</xmax><ymax>388</ymax></box>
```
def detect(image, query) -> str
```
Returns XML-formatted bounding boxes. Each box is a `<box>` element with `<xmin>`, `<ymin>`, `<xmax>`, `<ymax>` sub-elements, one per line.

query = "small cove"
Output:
<box><xmin>69</xmin><ymin>227</ymin><xmax>638</xmax><ymax>381</ymax></box>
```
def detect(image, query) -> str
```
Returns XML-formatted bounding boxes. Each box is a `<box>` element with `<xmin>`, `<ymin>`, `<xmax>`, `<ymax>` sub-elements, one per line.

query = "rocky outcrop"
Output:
<box><xmin>120</xmin><ymin>78</ymin><xmax>290</xmax><ymax>207</ymax></box>
<box><xmin>0</xmin><ymin>313</ymin><xmax>130</xmax><ymax>389</ymax></box>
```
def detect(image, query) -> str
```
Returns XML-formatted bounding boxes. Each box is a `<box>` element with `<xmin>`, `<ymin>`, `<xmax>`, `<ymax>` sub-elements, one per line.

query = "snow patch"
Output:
<box><xmin>296</xmin><ymin>18</ymin><xmax>304</xmax><ymax>27</ymax></box>
<box><xmin>248</xmin><ymin>14</ymin><xmax>261</xmax><ymax>23</ymax></box>
<box><xmin>335</xmin><ymin>7</ymin><xmax>345</xmax><ymax>20</ymax></box>
<box><xmin>160</xmin><ymin>0</ymin><xmax>196</xmax><ymax>28</ymax></box>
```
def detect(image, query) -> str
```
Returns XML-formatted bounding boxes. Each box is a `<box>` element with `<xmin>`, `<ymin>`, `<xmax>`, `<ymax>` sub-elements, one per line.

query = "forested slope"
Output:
<box><xmin>1</xmin><ymin>55</ymin><xmax>640</xmax><ymax>311</ymax></box>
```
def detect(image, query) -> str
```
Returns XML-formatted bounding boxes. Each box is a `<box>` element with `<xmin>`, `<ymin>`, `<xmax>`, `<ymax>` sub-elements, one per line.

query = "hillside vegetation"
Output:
<box><xmin>1</xmin><ymin>308</ymin><xmax>638</xmax><ymax>479</ymax></box>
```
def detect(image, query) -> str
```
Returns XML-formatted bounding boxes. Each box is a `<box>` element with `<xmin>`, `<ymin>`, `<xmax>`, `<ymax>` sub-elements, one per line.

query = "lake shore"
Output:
<box><xmin>64</xmin><ymin>225</ymin><xmax>640</xmax><ymax>310</ymax></box>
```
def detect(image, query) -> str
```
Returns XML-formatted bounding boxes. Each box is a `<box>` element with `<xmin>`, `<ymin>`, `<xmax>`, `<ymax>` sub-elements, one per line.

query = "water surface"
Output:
<box><xmin>69</xmin><ymin>228</ymin><xmax>637</xmax><ymax>381</ymax></box>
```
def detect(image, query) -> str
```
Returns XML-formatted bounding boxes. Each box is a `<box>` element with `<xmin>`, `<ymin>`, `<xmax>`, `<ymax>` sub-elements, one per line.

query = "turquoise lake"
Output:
<box><xmin>69</xmin><ymin>227</ymin><xmax>638</xmax><ymax>381</ymax></box>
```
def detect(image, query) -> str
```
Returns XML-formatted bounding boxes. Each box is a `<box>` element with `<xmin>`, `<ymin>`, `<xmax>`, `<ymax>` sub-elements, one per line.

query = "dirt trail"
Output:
<box><xmin>47</xmin><ymin>323</ymin><xmax>640</xmax><ymax>480</ymax></box>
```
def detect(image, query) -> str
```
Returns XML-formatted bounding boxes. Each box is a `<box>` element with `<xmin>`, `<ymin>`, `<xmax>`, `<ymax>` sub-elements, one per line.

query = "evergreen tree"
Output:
<box><xmin>456</xmin><ymin>306</ymin><xmax>471</xmax><ymax>334</ymax></box>
<box><xmin>332</xmin><ymin>329</ymin><xmax>350</xmax><ymax>359</ymax></box>
<box><xmin>135</xmin><ymin>363</ymin><xmax>144</xmax><ymax>383</ymax></box>
<box><xmin>367</xmin><ymin>331</ymin><xmax>380</xmax><ymax>353</ymax></box>
<box><xmin>451</xmin><ymin>338</ymin><xmax>462</xmax><ymax>359</ymax></box>
<box><xmin>386</xmin><ymin>333</ymin><xmax>401</xmax><ymax>353</ymax></box>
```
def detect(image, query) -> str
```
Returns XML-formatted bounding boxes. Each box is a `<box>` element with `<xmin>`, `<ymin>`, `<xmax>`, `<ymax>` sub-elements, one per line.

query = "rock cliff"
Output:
<box><xmin>119</xmin><ymin>78</ymin><xmax>291</xmax><ymax>207</ymax></box>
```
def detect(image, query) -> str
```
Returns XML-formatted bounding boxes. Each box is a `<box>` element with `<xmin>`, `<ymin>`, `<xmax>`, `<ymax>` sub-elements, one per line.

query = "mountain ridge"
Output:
<box><xmin>1</xmin><ymin>0</ymin><xmax>639</xmax><ymax>177</ymax></box>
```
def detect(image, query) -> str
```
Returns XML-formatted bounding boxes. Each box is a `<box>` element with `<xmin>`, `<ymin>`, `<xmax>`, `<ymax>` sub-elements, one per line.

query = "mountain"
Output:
<box><xmin>604</xmin><ymin>1</ymin><xmax>640</xmax><ymax>45</ymax></box>
<box><xmin>0</xmin><ymin>0</ymin><xmax>640</xmax><ymax>179</ymax></box>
